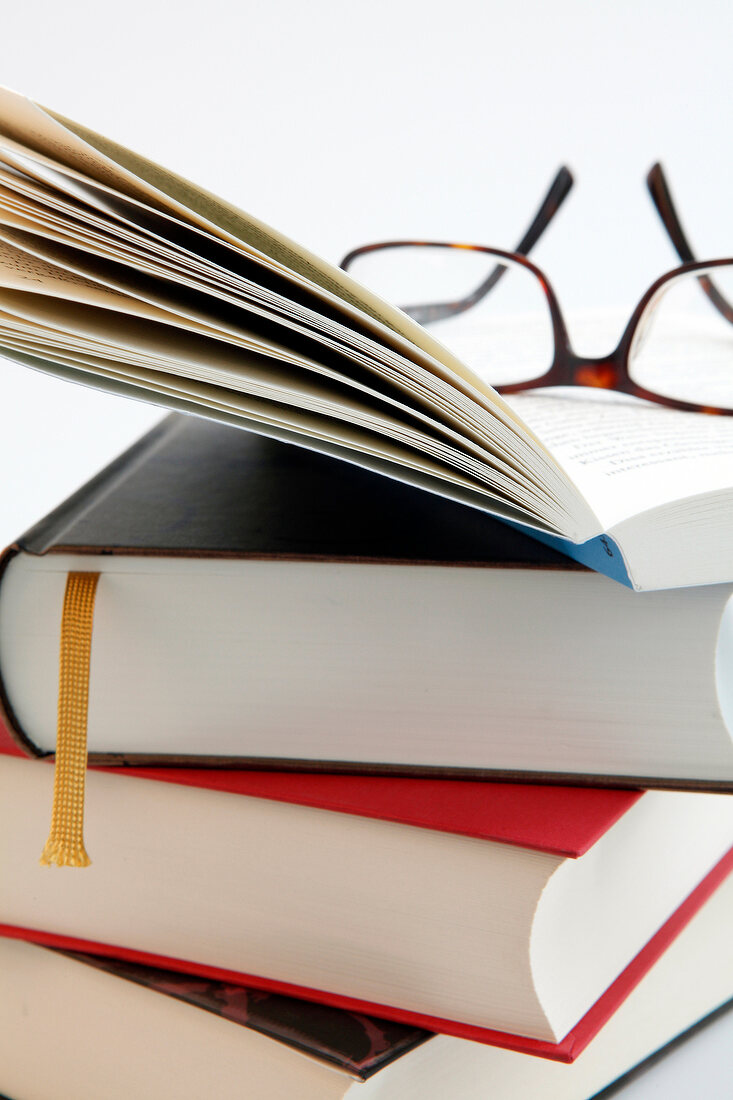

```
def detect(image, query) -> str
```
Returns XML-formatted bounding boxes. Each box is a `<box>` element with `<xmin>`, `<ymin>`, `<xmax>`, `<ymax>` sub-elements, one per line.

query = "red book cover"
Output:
<box><xmin>2</xmin><ymin>717</ymin><xmax>644</xmax><ymax>858</ymax></box>
<box><xmin>0</xmin><ymin>719</ymin><xmax>23</xmax><ymax>758</ymax></box>
<box><xmin>3</xmin><ymin>719</ymin><xmax>725</xmax><ymax>1061</ymax></box>
<box><xmin>2</xmin><ymin>845</ymin><xmax>731</xmax><ymax>1063</ymax></box>
<box><xmin>102</xmin><ymin>764</ymin><xmax>644</xmax><ymax>858</ymax></box>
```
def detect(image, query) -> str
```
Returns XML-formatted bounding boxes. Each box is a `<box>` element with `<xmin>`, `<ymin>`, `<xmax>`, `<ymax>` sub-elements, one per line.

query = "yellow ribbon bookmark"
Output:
<box><xmin>41</xmin><ymin>571</ymin><xmax>100</xmax><ymax>868</ymax></box>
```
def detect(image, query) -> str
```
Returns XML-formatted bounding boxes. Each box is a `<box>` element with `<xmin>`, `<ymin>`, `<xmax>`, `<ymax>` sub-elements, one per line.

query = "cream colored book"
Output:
<box><xmin>0</xmin><ymin>754</ymin><xmax>732</xmax><ymax>1051</ymax></box>
<box><xmin>0</xmin><ymin>88</ymin><xmax>731</xmax><ymax>589</ymax></box>
<box><xmin>0</xmin><ymin>871</ymin><xmax>731</xmax><ymax>1099</ymax></box>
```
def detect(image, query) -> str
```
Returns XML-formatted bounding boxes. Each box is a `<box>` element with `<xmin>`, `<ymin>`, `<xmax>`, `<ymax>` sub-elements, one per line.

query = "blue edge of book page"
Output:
<box><xmin>504</xmin><ymin>523</ymin><xmax>634</xmax><ymax>588</ymax></box>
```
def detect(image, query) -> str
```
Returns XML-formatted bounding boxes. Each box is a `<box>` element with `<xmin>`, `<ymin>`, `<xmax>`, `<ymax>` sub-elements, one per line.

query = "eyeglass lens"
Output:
<box><xmin>629</xmin><ymin>266</ymin><xmax>733</xmax><ymax>409</ymax></box>
<box><xmin>346</xmin><ymin>245</ymin><xmax>555</xmax><ymax>388</ymax></box>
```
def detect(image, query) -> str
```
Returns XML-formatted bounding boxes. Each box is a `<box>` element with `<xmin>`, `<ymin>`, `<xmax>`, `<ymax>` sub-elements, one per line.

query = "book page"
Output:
<box><xmin>0</xmin><ymin>88</ymin><xmax>595</xmax><ymax>535</ymax></box>
<box><xmin>0</xmin><ymin>237</ymin><xmax>553</xmax><ymax>517</ymax></box>
<box><xmin>0</xmin><ymin>182</ymin><xmax>569</xmax><ymax>496</ymax></box>
<box><xmin>0</xmin><ymin>138</ymin><xmax>544</xmax><ymax>470</ymax></box>
<box><xmin>0</xmin><ymin>150</ymin><xmax>504</xmax><ymax>452</ymax></box>
<box><xmin>0</xmin><ymin>88</ymin><xmax>526</xmax><ymax>426</ymax></box>
<box><xmin>50</xmin><ymin>105</ymin><xmax>527</xmax><ymax>409</ymax></box>
<box><xmin>6</xmin><ymin>339</ymin><xmax>547</xmax><ymax>522</ymax></box>
<box><xmin>507</xmin><ymin>389</ymin><xmax>733</xmax><ymax>529</ymax></box>
<box><xmin>0</xmin><ymin>309</ymin><xmax>538</xmax><ymax>508</ymax></box>
<box><xmin>0</xmin><ymin>227</ymin><xmax>547</xmax><ymax>493</ymax></box>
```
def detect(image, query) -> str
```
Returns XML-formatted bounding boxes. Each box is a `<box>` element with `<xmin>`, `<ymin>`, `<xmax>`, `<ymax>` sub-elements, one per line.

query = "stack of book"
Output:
<box><xmin>0</xmin><ymin>89</ymin><xmax>731</xmax><ymax>1098</ymax></box>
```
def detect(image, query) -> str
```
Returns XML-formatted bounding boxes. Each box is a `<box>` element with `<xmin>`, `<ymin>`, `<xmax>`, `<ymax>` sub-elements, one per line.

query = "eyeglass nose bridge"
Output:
<box><xmin>528</xmin><ymin>274</ymin><xmax>628</xmax><ymax>394</ymax></box>
<box><xmin>548</xmin><ymin>348</ymin><xmax>628</xmax><ymax>394</ymax></box>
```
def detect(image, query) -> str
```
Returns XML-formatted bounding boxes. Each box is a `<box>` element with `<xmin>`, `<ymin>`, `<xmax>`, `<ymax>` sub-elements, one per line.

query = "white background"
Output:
<box><xmin>0</xmin><ymin>4</ymin><xmax>732</xmax><ymax>1088</ymax></box>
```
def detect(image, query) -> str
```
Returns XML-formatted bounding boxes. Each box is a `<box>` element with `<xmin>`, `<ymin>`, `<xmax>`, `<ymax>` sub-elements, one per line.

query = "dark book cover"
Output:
<box><xmin>58</xmin><ymin>949</ymin><xmax>430</xmax><ymax>1080</ymax></box>
<box><xmin>10</xmin><ymin>412</ymin><xmax>575</xmax><ymax>565</ymax></box>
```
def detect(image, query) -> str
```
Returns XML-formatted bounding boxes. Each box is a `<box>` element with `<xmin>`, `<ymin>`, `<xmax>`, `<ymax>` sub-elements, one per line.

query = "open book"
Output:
<box><xmin>0</xmin><ymin>87</ymin><xmax>730</xmax><ymax>590</ymax></box>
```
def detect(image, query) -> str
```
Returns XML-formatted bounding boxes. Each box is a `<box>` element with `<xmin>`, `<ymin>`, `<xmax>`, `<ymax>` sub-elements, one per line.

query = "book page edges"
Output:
<box><xmin>1</xmin><ymin>844</ymin><xmax>730</xmax><ymax>1065</ymax></box>
<box><xmin>4</xmin><ymin>347</ymin><xmax>556</xmax><ymax>533</ymax></box>
<box><xmin>0</xmin><ymin>89</ymin><xmax>590</xmax><ymax>534</ymax></box>
<box><xmin>40</xmin><ymin>103</ymin><xmax>533</xmax><ymax>428</ymax></box>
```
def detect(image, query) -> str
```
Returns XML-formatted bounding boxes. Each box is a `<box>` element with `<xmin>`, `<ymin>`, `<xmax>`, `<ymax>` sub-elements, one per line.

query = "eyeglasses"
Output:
<box><xmin>339</xmin><ymin>164</ymin><xmax>733</xmax><ymax>416</ymax></box>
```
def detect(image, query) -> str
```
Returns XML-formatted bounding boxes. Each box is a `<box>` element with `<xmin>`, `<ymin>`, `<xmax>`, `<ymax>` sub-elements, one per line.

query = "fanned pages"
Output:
<box><xmin>1</xmin><ymin>88</ymin><xmax>733</xmax><ymax>588</ymax></box>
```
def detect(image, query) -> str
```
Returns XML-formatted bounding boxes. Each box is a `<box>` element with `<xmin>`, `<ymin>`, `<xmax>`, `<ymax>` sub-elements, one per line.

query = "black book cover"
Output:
<box><xmin>11</xmin><ymin>413</ymin><xmax>575</xmax><ymax>565</ymax></box>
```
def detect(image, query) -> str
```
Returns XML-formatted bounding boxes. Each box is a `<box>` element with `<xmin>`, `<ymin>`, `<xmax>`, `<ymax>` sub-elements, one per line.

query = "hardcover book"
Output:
<box><xmin>2</xmin><ymin>415</ymin><xmax>733</xmax><ymax>787</ymax></box>
<box><xmin>0</xmin><ymin>751</ymin><xmax>732</xmax><ymax>1060</ymax></box>
<box><xmin>0</xmin><ymin>867</ymin><xmax>732</xmax><ymax>1097</ymax></box>
<box><xmin>0</xmin><ymin>87</ymin><xmax>731</xmax><ymax>589</ymax></box>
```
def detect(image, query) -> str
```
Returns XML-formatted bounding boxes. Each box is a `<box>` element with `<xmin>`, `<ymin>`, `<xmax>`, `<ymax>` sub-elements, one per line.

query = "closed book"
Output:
<box><xmin>1</xmin><ymin>751</ymin><xmax>732</xmax><ymax>1061</ymax></box>
<box><xmin>2</xmin><ymin>415</ymin><xmax>733</xmax><ymax>788</ymax></box>
<box><xmin>0</xmin><ymin>866</ymin><xmax>732</xmax><ymax>1098</ymax></box>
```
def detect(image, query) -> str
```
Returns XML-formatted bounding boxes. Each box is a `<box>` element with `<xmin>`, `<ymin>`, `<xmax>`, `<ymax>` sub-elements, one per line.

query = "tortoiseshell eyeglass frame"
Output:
<box><xmin>340</xmin><ymin>164</ymin><xmax>733</xmax><ymax>416</ymax></box>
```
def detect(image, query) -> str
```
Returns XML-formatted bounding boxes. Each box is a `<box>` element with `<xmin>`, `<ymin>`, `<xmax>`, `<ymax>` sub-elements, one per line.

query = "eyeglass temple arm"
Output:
<box><xmin>340</xmin><ymin>167</ymin><xmax>574</xmax><ymax>326</ymax></box>
<box><xmin>406</xmin><ymin>166</ymin><xmax>574</xmax><ymax>324</ymax></box>
<box><xmin>647</xmin><ymin>162</ymin><xmax>733</xmax><ymax>325</ymax></box>
<box><xmin>464</xmin><ymin>165</ymin><xmax>573</xmax><ymax>299</ymax></box>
